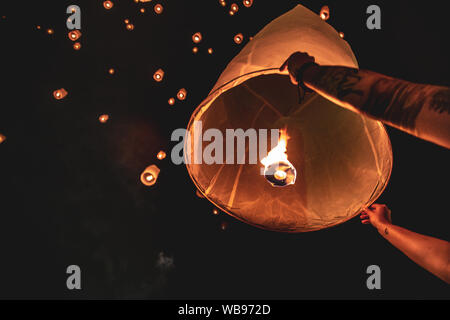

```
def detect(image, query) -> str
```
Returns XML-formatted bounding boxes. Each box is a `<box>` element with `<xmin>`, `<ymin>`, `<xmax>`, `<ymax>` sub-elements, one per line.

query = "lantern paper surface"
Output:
<box><xmin>186</xmin><ymin>5</ymin><xmax>393</xmax><ymax>232</ymax></box>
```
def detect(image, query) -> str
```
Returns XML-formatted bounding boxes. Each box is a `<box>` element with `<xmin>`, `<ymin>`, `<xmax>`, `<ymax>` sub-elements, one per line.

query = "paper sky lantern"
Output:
<box><xmin>234</xmin><ymin>33</ymin><xmax>244</xmax><ymax>44</ymax></box>
<box><xmin>99</xmin><ymin>114</ymin><xmax>109</xmax><ymax>123</ymax></box>
<box><xmin>192</xmin><ymin>32</ymin><xmax>202</xmax><ymax>44</ymax></box>
<box><xmin>185</xmin><ymin>5</ymin><xmax>393</xmax><ymax>232</ymax></box>
<box><xmin>68</xmin><ymin>30</ymin><xmax>81</xmax><ymax>41</ymax></box>
<box><xmin>168</xmin><ymin>97</ymin><xmax>176</xmax><ymax>105</ymax></box>
<box><xmin>103</xmin><ymin>1</ymin><xmax>113</xmax><ymax>10</ymax></box>
<box><xmin>53</xmin><ymin>88</ymin><xmax>68</xmax><ymax>100</ymax></box>
<box><xmin>320</xmin><ymin>5</ymin><xmax>330</xmax><ymax>21</ymax></box>
<box><xmin>153</xmin><ymin>69</ymin><xmax>164</xmax><ymax>82</ymax></box>
<box><xmin>126</xmin><ymin>23</ymin><xmax>134</xmax><ymax>31</ymax></box>
<box><xmin>0</xmin><ymin>133</ymin><xmax>6</xmax><ymax>144</ymax></box>
<box><xmin>157</xmin><ymin>150</ymin><xmax>166</xmax><ymax>160</ymax></box>
<box><xmin>154</xmin><ymin>4</ymin><xmax>163</xmax><ymax>14</ymax></box>
<box><xmin>140</xmin><ymin>165</ymin><xmax>160</xmax><ymax>187</ymax></box>
<box><xmin>207</xmin><ymin>48</ymin><xmax>214</xmax><ymax>54</ymax></box>
<box><xmin>47</xmin><ymin>29</ymin><xmax>54</xmax><ymax>35</ymax></box>
<box><xmin>177</xmin><ymin>88</ymin><xmax>187</xmax><ymax>100</ymax></box>
<box><xmin>243</xmin><ymin>0</ymin><xmax>253</xmax><ymax>8</ymax></box>
<box><xmin>73</xmin><ymin>42</ymin><xmax>81</xmax><ymax>50</ymax></box>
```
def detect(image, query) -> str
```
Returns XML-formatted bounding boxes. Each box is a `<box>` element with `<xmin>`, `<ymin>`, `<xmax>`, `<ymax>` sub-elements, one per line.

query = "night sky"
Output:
<box><xmin>0</xmin><ymin>0</ymin><xmax>449</xmax><ymax>299</ymax></box>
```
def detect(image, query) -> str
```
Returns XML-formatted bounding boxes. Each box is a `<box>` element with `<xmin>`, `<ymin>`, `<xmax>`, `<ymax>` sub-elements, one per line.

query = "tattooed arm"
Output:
<box><xmin>361</xmin><ymin>204</ymin><xmax>450</xmax><ymax>284</ymax></box>
<box><xmin>280</xmin><ymin>52</ymin><xmax>450</xmax><ymax>149</ymax></box>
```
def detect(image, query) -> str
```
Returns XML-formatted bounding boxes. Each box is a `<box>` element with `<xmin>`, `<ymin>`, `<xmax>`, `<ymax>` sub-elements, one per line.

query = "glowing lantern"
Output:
<box><xmin>168</xmin><ymin>97</ymin><xmax>175</xmax><ymax>105</ymax></box>
<box><xmin>140</xmin><ymin>8</ymin><xmax>145</xmax><ymax>13</ymax></box>
<box><xmin>220</xmin><ymin>222</ymin><xmax>228</xmax><ymax>230</ymax></box>
<box><xmin>126</xmin><ymin>23</ymin><xmax>134</xmax><ymax>31</ymax></box>
<box><xmin>192</xmin><ymin>32</ymin><xmax>202</xmax><ymax>44</ymax></box>
<box><xmin>231</xmin><ymin>3</ymin><xmax>239</xmax><ymax>12</ymax></box>
<box><xmin>37</xmin><ymin>25</ymin><xmax>41</xmax><ymax>30</ymax></box>
<box><xmin>229</xmin><ymin>10</ymin><xmax>235</xmax><ymax>16</ymax></box>
<box><xmin>339</xmin><ymin>31</ymin><xmax>345</xmax><ymax>39</ymax></box>
<box><xmin>99</xmin><ymin>114</ymin><xmax>109</xmax><ymax>123</ymax></box>
<box><xmin>140</xmin><ymin>165</ymin><xmax>160</xmax><ymax>186</ymax></box>
<box><xmin>192</xmin><ymin>47</ymin><xmax>199</xmax><ymax>54</ymax></box>
<box><xmin>185</xmin><ymin>4</ymin><xmax>393</xmax><ymax>232</ymax></box>
<box><xmin>154</xmin><ymin>4</ymin><xmax>163</xmax><ymax>14</ymax></box>
<box><xmin>103</xmin><ymin>1</ymin><xmax>113</xmax><ymax>9</ymax></box>
<box><xmin>153</xmin><ymin>69</ymin><xmax>164</xmax><ymax>82</ymax></box>
<box><xmin>234</xmin><ymin>33</ymin><xmax>243</xmax><ymax>44</ymax></box>
<box><xmin>157</xmin><ymin>150</ymin><xmax>166</xmax><ymax>160</ymax></box>
<box><xmin>213</xmin><ymin>209</ymin><xmax>219</xmax><ymax>215</ymax></box>
<box><xmin>207</xmin><ymin>48</ymin><xmax>213</xmax><ymax>54</ymax></box>
<box><xmin>73</xmin><ymin>42</ymin><xmax>81</xmax><ymax>50</ymax></box>
<box><xmin>0</xmin><ymin>134</ymin><xmax>6</xmax><ymax>144</ymax></box>
<box><xmin>124</xmin><ymin>19</ymin><xmax>130</xmax><ymax>24</ymax></box>
<box><xmin>177</xmin><ymin>88</ymin><xmax>187</xmax><ymax>100</ymax></box>
<box><xmin>243</xmin><ymin>0</ymin><xmax>253</xmax><ymax>8</ymax></box>
<box><xmin>53</xmin><ymin>88</ymin><xmax>68</xmax><ymax>100</ymax></box>
<box><xmin>47</xmin><ymin>28</ymin><xmax>54</xmax><ymax>35</ymax></box>
<box><xmin>68</xmin><ymin>30</ymin><xmax>81</xmax><ymax>41</ymax></box>
<box><xmin>219</xmin><ymin>0</ymin><xmax>227</xmax><ymax>7</ymax></box>
<box><xmin>320</xmin><ymin>5</ymin><xmax>330</xmax><ymax>20</ymax></box>
<box><xmin>108</xmin><ymin>68</ymin><xmax>115</xmax><ymax>75</ymax></box>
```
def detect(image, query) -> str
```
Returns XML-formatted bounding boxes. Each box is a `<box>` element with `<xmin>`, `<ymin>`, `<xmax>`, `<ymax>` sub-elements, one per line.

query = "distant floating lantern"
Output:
<box><xmin>192</xmin><ymin>32</ymin><xmax>202</xmax><ymax>44</ymax></box>
<box><xmin>320</xmin><ymin>5</ymin><xmax>330</xmax><ymax>20</ymax></box>
<box><xmin>108</xmin><ymin>68</ymin><xmax>115</xmax><ymax>75</ymax></box>
<box><xmin>47</xmin><ymin>28</ymin><xmax>54</xmax><ymax>35</ymax></box>
<box><xmin>154</xmin><ymin>4</ymin><xmax>163</xmax><ymax>14</ymax></box>
<box><xmin>177</xmin><ymin>88</ymin><xmax>187</xmax><ymax>100</ymax></box>
<box><xmin>124</xmin><ymin>19</ymin><xmax>130</xmax><ymax>24</ymax></box>
<box><xmin>103</xmin><ymin>1</ymin><xmax>113</xmax><ymax>9</ymax></box>
<box><xmin>157</xmin><ymin>150</ymin><xmax>166</xmax><ymax>160</ymax></box>
<box><xmin>339</xmin><ymin>31</ymin><xmax>344</xmax><ymax>39</ymax></box>
<box><xmin>126</xmin><ymin>23</ymin><xmax>134</xmax><ymax>31</ymax></box>
<box><xmin>207</xmin><ymin>48</ymin><xmax>213</xmax><ymax>54</ymax></box>
<box><xmin>53</xmin><ymin>88</ymin><xmax>68</xmax><ymax>100</ymax></box>
<box><xmin>0</xmin><ymin>134</ymin><xmax>6</xmax><ymax>144</ymax></box>
<box><xmin>243</xmin><ymin>0</ymin><xmax>253</xmax><ymax>7</ymax></box>
<box><xmin>168</xmin><ymin>97</ymin><xmax>175</xmax><ymax>105</ymax></box>
<box><xmin>68</xmin><ymin>30</ymin><xmax>81</xmax><ymax>41</ymax></box>
<box><xmin>231</xmin><ymin>3</ymin><xmax>239</xmax><ymax>12</ymax></box>
<box><xmin>213</xmin><ymin>209</ymin><xmax>219</xmax><ymax>215</ymax></box>
<box><xmin>140</xmin><ymin>8</ymin><xmax>145</xmax><ymax>13</ymax></box>
<box><xmin>73</xmin><ymin>42</ymin><xmax>81</xmax><ymax>50</ymax></box>
<box><xmin>153</xmin><ymin>69</ymin><xmax>164</xmax><ymax>82</ymax></box>
<box><xmin>192</xmin><ymin>46</ymin><xmax>199</xmax><ymax>54</ymax></box>
<box><xmin>220</xmin><ymin>222</ymin><xmax>228</xmax><ymax>230</ymax></box>
<box><xmin>219</xmin><ymin>0</ymin><xmax>226</xmax><ymax>7</ymax></box>
<box><xmin>234</xmin><ymin>33</ymin><xmax>243</xmax><ymax>44</ymax></box>
<box><xmin>98</xmin><ymin>114</ymin><xmax>109</xmax><ymax>123</ymax></box>
<box><xmin>37</xmin><ymin>25</ymin><xmax>41</xmax><ymax>30</ymax></box>
<box><xmin>186</xmin><ymin>4</ymin><xmax>393</xmax><ymax>233</ymax></box>
<box><xmin>140</xmin><ymin>164</ymin><xmax>160</xmax><ymax>186</ymax></box>
<box><xmin>229</xmin><ymin>10</ymin><xmax>235</xmax><ymax>16</ymax></box>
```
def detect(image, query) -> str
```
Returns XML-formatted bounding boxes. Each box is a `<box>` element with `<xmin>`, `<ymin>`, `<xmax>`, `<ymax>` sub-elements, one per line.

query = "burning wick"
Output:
<box><xmin>260</xmin><ymin>129</ymin><xmax>297</xmax><ymax>187</ymax></box>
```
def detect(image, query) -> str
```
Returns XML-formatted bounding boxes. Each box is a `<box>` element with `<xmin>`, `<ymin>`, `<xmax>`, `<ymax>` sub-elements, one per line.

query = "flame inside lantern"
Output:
<box><xmin>260</xmin><ymin>129</ymin><xmax>297</xmax><ymax>187</ymax></box>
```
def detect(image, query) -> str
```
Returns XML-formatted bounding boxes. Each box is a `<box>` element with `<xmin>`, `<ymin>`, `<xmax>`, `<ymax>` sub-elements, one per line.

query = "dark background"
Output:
<box><xmin>0</xmin><ymin>0</ymin><xmax>448</xmax><ymax>299</ymax></box>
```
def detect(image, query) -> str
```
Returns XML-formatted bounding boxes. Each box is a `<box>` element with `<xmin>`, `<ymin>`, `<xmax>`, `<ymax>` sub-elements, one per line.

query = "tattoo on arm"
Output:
<box><xmin>306</xmin><ymin>66</ymin><xmax>450</xmax><ymax>132</ymax></box>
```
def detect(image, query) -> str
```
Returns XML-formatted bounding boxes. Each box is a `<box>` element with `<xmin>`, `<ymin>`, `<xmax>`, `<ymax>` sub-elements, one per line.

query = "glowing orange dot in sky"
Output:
<box><xmin>177</xmin><ymin>88</ymin><xmax>187</xmax><ymax>100</ymax></box>
<box><xmin>168</xmin><ymin>97</ymin><xmax>175</xmax><ymax>105</ymax></box>
<box><xmin>153</xmin><ymin>69</ymin><xmax>164</xmax><ymax>82</ymax></box>
<box><xmin>47</xmin><ymin>28</ymin><xmax>54</xmax><ymax>35</ymax></box>
<box><xmin>103</xmin><ymin>1</ymin><xmax>113</xmax><ymax>9</ymax></box>
<box><xmin>320</xmin><ymin>5</ymin><xmax>330</xmax><ymax>21</ymax></box>
<box><xmin>68</xmin><ymin>30</ymin><xmax>81</xmax><ymax>41</ymax></box>
<box><xmin>192</xmin><ymin>47</ymin><xmax>198</xmax><ymax>54</ymax></box>
<box><xmin>126</xmin><ymin>23</ymin><xmax>134</xmax><ymax>31</ymax></box>
<box><xmin>154</xmin><ymin>4</ymin><xmax>163</xmax><ymax>14</ymax></box>
<box><xmin>0</xmin><ymin>134</ymin><xmax>6</xmax><ymax>144</ymax></box>
<box><xmin>243</xmin><ymin>0</ymin><xmax>253</xmax><ymax>8</ymax></box>
<box><xmin>140</xmin><ymin>8</ymin><xmax>145</xmax><ymax>13</ymax></box>
<box><xmin>219</xmin><ymin>0</ymin><xmax>226</xmax><ymax>7</ymax></box>
<box><xmin>99</xmin><ymin>114</ymin><xmax>109</xmax><ymax>123</ymax></box>
<box><xmin>234</xmin><ymin>33</ymin><xmax>243</xmax><ymax>44</ymax></box>
<box><xmin>231</xmin><ymin>3</ymin><xmax>239</xmax><ymax>12</ymax></box>
<box><xmin>157</xmin><ymin>151</ymin><xmax>166</xmax><ymax>160</ymax></box>
<box><xmin>53</xmin><ymin>88</ymin><xmax>68</xmax><ymax>100</ymax></box>
<box><xmin>339</xmin><ymin>32</ymin><xmax>345</xmax><ymax>39</ymax></box>
<box><xmin>73</xmin><ymin>42</ymin><xmax>81</xmax><ymax>50</ymax></box>
<box><xmin>208</xmin><ymin>48</ymin><xmax>213</xmax><ymax>54</ymax></box>
<box><xmin>192</xmin><ymin>32</ymin><xmax>202</xmax><ymax>44</ymax></box>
